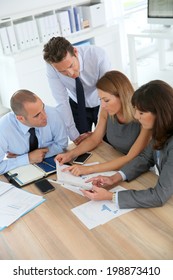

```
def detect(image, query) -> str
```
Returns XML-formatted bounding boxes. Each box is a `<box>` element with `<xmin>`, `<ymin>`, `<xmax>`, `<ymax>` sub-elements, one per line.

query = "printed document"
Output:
<box><xmin>56</xmin><ymin>161</ymin><xmax>116</xmax><ymax>194</ymax></box>
<box><xmin>71</xmin><ymin>186</ymin><xmax>135</xmax><ymax>229</ymax></box>
<box><xmin>0</xmin><ymin>181</ymin><xmax>45</xmax><ymax>230</ymax></box>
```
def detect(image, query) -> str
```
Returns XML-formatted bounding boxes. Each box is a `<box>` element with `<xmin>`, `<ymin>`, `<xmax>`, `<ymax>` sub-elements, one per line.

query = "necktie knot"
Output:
<box><xmin>28</xmin><ymin>127</ymin><xmax>38</xmax><ymax>152</ymax></box>
<box><xmin>28</xmin><ymin>127</ymin><xmax>35</xmax><ymax>134</ymax></box>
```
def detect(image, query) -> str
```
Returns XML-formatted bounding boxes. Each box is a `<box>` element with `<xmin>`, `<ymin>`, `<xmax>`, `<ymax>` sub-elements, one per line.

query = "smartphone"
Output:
<box><xmin>73</xmin><ymin>152</ymin><xmax>92</xmax><ymax>165</ymax></box>
<box><xmin>35</xmin><ymin>179</ymin><xmax>55</xmax><ymax>194</ymax></box>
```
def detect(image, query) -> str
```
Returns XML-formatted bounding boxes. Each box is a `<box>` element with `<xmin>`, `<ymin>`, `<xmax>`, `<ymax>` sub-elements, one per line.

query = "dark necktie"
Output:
<box><xmin>75</xmin><ymin>77</ymin><xmax>88</xmax><ymax>133</ymax></box>
<box><xmin>28</xmin><ymin>127</ymin><xmax>38</xmax><ymax>152</ymax></box>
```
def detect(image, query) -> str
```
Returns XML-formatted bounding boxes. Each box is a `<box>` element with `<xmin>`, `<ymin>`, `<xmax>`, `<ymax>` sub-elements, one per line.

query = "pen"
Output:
<box><xmin>10</xmin><ymin>173</ymin><xmax>18</xmax><ymax>177</ymax></box>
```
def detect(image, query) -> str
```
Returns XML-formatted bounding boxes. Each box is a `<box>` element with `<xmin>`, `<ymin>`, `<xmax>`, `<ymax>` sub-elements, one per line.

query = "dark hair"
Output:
<box><xmin>10</xmin><ymin>89</ymin><xmax>37</xmax><ymax>116</ymax></box>
<box><xmin>43</xmin><ymin>36</ymin><xmax>75</xmax><ymax>63</ymax></box>
<box><xmin>132</xmin><ymin>80</ymin><xmax>173</xmax><ymax>149</ymax></box>
<box><xmin>96</xmin><ymin>70</ymin><xmax>134</xmax><ymax>122</ymax></box>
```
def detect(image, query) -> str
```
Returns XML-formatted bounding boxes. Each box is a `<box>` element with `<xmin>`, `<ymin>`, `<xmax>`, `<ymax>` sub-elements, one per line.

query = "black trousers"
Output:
<box><xmin>69</xmin><ymin>98</ymin><xmax>99</xmax><ymax>134</ymax></box>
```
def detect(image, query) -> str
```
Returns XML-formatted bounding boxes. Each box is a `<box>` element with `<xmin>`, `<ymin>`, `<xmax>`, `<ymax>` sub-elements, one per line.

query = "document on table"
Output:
<box><xmin>0</xmin><ymin>181</ymin><xmax>45</xmax><ymax>231</ymax></box>
<box><xmin>71</xmin><ymin>186</ymin><xmax>135</xmax><ymax>229</ymax></box>
<box><xmin>56</xmin><ymin>161</ymin><xmax>116</xmax><ymax>195</ymax></box>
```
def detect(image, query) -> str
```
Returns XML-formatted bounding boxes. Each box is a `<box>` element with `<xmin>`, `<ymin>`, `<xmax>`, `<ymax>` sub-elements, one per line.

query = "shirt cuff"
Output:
<box><xmin>118</xmin><ymin>170</ymin><xmax>126</xmax><ymax>181</ymax></box>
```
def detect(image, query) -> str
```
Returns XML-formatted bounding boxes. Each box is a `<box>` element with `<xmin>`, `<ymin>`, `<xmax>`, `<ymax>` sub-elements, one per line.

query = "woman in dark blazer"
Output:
<box><xmin>82</xmin><ymin>80</ymin><xmax>173</xmax><ymax>208</ymax></box>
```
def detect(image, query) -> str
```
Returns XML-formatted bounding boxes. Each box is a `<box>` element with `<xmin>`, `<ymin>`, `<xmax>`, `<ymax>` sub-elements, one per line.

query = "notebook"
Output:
<box><xmin>4</xmin><ymin>156</ymin><xmax>56</xmax><ymax>187</ymax></box>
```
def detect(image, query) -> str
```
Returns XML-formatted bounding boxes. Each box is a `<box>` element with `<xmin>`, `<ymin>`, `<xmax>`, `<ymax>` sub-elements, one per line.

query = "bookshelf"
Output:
<box><xmin>0</xmin><ymin>0</ymin><xmax>122</xmax><ymax>108</ymax></box>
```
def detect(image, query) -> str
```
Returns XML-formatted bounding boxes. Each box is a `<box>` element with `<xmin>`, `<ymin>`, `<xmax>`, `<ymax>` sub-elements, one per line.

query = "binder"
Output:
<box><xmin>25</xmin><ymin>19</ymin><xmax>40</xmax><ymax>47</ymax></box>
<box><xmin>36</xmin><ymin>16</ymin><xmax>47</xmax><ymax>43</ymax></box>
<box><xmin>57</xmin><ymin>10</ymin><xmax>72</xmax><ymax>36</ymax></box>
<box><xmin>6</xmin><ymin>24</ymin><xmax>18</xmax><ymax>53</ymax></box>
<box><xmin>14</xmin><ymin>21</ymin><xmax>26</xmax><ymax>50</ymax></box>
<box><xmin>67</xmin><ymin>8</ymin><xmax>74</xmax><ymax>33</ymax></box>
<box><xmin>45</xmin><ymin>14</ymin><xmax>61</xmax><ymax>38</ymax></box>
<box><xmin>22</xmin><ymin>21</ymin><xmax>31</xmax><ymax>49</ymax></box>
<box><xmin>73</xmin><ymin>6</ymin><xmax>82</xmax><ymax>32</ymax></box>
<box><xmin>0</xmin><ymin>26</ymin><xmax>11</xmax><ymax>54</ymax></box>
<box><xmin>31</xmin><ymin>20</ymin><xmax>40</xmax><ymax>46</ymax></box>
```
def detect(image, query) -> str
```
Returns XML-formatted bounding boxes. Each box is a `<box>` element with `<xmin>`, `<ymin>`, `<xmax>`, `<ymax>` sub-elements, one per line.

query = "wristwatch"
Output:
<box><xmin>112</xmin><ymin>192</ymin><xmax>116</xmax><ymax>203</ymax></box>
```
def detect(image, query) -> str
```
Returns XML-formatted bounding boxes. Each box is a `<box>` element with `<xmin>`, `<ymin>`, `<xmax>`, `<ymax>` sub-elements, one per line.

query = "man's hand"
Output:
<box><xmin>6</xmin><ymin>152</ymin><xmax>18</xmax><ymax>158</ymax></box>
<box><xmin>29</xmin><ymin>148</ymin><xmax>48</xmax><ymax>164</ymax></box>
<box><xmin>73</xmin><ymin>132</ymin><xmax>92</xmax><ymax>145</ymax></box>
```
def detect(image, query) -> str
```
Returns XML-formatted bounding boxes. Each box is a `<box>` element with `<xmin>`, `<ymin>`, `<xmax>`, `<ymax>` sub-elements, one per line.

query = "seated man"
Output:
<box><xmin>0</xmin><ymin>89</ymin><xmax>68</xmax><ymax>174</ymax></box>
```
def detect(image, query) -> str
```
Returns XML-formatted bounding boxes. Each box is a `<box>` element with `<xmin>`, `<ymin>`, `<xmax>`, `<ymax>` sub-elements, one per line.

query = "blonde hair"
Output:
<box><xmin>96</xmin><ymin>70</ymin><xmax>134</xmax><ymax>122</ymax></box>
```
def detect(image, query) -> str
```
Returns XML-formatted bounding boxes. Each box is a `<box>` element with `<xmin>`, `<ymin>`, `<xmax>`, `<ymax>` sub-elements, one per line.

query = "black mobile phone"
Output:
<box><xmin>73</xmin><ymin>152</ymin><xmax>92</xmax><ymax>165</ymax></box>
<box><xmin>35</xmin><ymin>179</ymin><xmax>55</xmax><ymax>194</ymax></box>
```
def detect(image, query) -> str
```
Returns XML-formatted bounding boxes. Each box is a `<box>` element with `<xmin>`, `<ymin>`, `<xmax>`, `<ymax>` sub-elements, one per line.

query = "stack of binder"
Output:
<box><xmin>14</xmin><ymin>17</ymin><xmax>40</xmax><ymax>50</ymax></box>
<box><xmin>0</xmin><ymin>2</ymin><xmax>104</xmax><ymax>55</ymax></box>
<box><xmin>36</xmin><ymin>12</ymin><xmax>61</xmax><ymax>43</ymax></box>
<box><xmin>56</xmin><ymin>10</ymin><xmax>72</xmax><ymax>36</ymax></box>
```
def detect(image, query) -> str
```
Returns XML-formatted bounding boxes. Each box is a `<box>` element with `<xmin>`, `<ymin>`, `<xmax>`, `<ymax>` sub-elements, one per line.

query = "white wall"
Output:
<box><xmin>0</xmin><ymin>0</ymin><xmax>123</xmax><ymax>109</ymax></box>
<box><xmin>0</xmin><ymin>0</ymin><xmax>62</xmax><ymax>18</ymax></box>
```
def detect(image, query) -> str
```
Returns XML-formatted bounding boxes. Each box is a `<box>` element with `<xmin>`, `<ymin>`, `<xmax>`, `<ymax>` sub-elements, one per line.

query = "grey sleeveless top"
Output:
<box><xmin>106</xmin><ymin>116</ymin><xmax>141</xmax><ymax>155</ymax></box>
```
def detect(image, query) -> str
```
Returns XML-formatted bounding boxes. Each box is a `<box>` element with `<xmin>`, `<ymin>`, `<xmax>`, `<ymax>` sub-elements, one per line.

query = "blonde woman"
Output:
<box><xmin>56</xmin><ymin>71</ymin><xmax>151</xmax><ymax>175</ymax></box>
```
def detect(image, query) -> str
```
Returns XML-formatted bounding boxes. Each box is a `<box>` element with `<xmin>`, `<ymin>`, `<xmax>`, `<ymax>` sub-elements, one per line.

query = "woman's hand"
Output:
<box><xmin>62</xmin><ymin>164</ymin><xmax>91</xmax><ymax>176</ymax></box>
<box><xmin>85</xmin><ymin>175</ymin><xmax>115</xmax><ymax>187</ymax></box>
<box><xmin>85</xmin><ymin>173</ymin><xmax>123</xmax><ymax>188</ymax></box>
<box><xmin>55</xmin><ymin>151</ymin><xmax>73</xmax><ymax>165</ymax></box>
<box><xmin>81</xmin><ymin>185</ymin><xmax>113</xmax><ymax>201</ymax></box>
<box><xmin>73</xmin><ymin>132</ymin><xmax>92</xmax><ymax>145</ymax></box>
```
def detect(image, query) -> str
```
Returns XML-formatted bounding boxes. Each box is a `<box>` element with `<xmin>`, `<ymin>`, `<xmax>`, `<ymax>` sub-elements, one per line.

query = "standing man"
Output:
<box><xmin>0</xmin><ymin>89</ymin><xmax>68</xmax><ymax>174</ymax></box>
<box><xmin>43</xmin><ymin>36</ymin><xmax>111</xmax><ymax>145</ymax></box>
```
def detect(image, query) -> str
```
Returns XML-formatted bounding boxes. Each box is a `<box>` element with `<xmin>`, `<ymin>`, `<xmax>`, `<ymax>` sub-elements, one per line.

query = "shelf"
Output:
<box><xmin>0</xmin><ymin>0</ymin><xmax>105</xmax><ymax>55</ymax></box>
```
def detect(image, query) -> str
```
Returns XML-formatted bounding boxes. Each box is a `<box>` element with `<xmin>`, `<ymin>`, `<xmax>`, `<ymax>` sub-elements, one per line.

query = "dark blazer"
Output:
<box><xmin>118</xmin><ymin>136</ymin><xmax>173</xmax><ymax>208</ymax></box>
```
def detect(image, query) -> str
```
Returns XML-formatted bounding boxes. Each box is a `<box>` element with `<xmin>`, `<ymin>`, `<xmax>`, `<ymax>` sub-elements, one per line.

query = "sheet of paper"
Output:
<box><xmin>0</xmin><ymin>181</ymin><xmax>14</xmax><ymax>195</ymax></box>
<box><xmin>0</xmin><ymin>180</ymin><xmax>45</xmax><ymax>229</ymax></box>
<box><xmin>71</xmin><ymin>186</ymin><xmax>135</xmax><ymax>229</ymax></box>
<box><xmin>56</xmin><ymin>161</ymin><xmax>116</xmax><ymax>191</ymax></box>
<box><xmin>59</xmin><ymin>183</ymin><xmax>84</xmax><ymax>196</ymax></box>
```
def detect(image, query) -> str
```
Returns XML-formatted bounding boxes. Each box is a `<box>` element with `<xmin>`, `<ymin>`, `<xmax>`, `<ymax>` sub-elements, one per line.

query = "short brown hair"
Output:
<box><xmin>43</xmin><ymin>36</ymin><xmax>75</xmax><ymax>63</ymax></box>
<box><xmin>10</xmin><ymin>89</ymin><xmax>37</xmax><ymax>116</ymax></box>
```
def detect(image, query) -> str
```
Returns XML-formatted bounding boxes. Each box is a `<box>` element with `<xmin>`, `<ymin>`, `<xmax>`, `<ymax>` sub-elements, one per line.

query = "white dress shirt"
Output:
<box><xmin>45</xmin><ymin>45</ymin><xmax>111</xmax><ymax>141</ymax></box>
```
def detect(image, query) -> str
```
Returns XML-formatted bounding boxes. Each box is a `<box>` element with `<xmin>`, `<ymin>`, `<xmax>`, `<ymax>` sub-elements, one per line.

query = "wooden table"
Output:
<box><xmin>0</xmin><ymin>141</ymin><xmax>173</xmax><ymax>260</ymax></box>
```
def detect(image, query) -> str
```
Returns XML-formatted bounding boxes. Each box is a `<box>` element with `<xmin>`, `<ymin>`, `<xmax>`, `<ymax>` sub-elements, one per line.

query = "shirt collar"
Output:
<box><xmin>16</xmin><ymin>118</ymin><xmax>32</xmax><ymax>135</ymax></box>
<box><xmin>78</xmin><ymin>50</ymin><xmax>83</xmax><ymax>72</ymax></box>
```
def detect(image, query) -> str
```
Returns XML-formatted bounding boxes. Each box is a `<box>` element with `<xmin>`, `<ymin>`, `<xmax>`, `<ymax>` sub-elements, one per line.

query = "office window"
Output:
<box><xmin>104</xmin><ymin>0</ymin><xmax>147</xmax><ymax>20</ymax></box>
<box><xmin>123</xmin><ymin>0</ymin><xmax>147</xmax><ymax>12</ymax></box>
